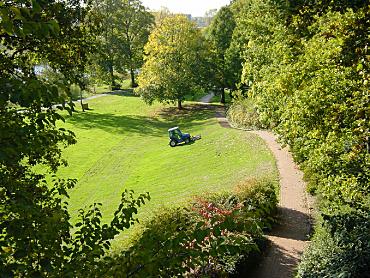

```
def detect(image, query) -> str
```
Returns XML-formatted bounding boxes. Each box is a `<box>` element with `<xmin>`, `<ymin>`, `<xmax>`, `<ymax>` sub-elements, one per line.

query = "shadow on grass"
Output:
<box><xmin>111</xmin><ymin>89</ymin><xmax>136</xmax><ymax>97</ymax></box>
<box><xmin>98</xmin><ymin>89</ymin><xmax>137</xmax><ymax>98</ymax></box>
<box><xmin>158</xmin><ymin>103</ymin><xmax>219</xmax><ymax>124</ymax></box>
<box><xmin>65</xmin><ymin>103</ymin><xmax>218</xmax><ymax>137</ymax></box>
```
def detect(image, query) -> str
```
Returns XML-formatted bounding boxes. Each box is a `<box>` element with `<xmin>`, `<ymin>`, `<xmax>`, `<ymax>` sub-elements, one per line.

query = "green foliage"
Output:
<box><xmin>89</xmin><ymin>0</ymin><xmax>122</xmax><ymax>87</ymax></box>
<box><xmin>136</xmin><ymin>15</ymin><xmax>211</xmax><ymax>109</ymax></box>
<box><xmin>64</xmin><ymin>190</ymin><xmax>150</xmax><ymax>277</ymax></box>
<box><xmin>89</xmin><ymin>0</ymin><xmax>154</xmax><ymax>87</ymax></box>
<box><xmin>117</xmin><ymin>0</ymin><xmax>154</xmax><ymax>87</ymax></box>
<box><xmin>206</xmin><ymin>5</ymin><xmax>236</xmax><ymax>103</ymax></box>
<box><xmin>0</xmin><ymin>0</ymin><xmax>150</xmax><ymax>276</ymax></box>
<box><xmin>252</xmin><ymin>7</ymin><xmax>370</xmax><ymax>207</ymax></box>
<box><xmin>206</xmin><ymin>6</ymin><xmax>235</xmax><ymax>53</ymax></box>
<box><xmin>70</xmin><ymin>83</ymin><xmax>83</xmax><ymax>101</ymax></box>
<box><xmin>104</xmin><ymin>178</ymin><xmax>277</xmax><ymax>276</ymax></box>
<box><xmin>226</xmin><ymin>0</ymin><xmax>369</xmax><ymax>275</ymax></box>
<box><xmin>227</xmin><ymin>96</ymin><xmax>263</xmax><ymax>130</ymax></box>
<box><xmin>297</xmin><ymin>209</ymin><xmax>370</xmax><ymax>278</ymax></box>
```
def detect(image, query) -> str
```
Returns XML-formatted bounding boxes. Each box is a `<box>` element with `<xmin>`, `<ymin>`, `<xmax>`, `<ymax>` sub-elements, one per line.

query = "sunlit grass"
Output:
<box><xmin>56</xmin><ymin>93</ymin><xmax>277</xmax><ymax>247</ymax></box>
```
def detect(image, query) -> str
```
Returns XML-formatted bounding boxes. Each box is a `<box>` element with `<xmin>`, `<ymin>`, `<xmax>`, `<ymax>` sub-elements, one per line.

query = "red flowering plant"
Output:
<box><xmin>184</xmin><ymin>193</ymin><xmax>265</xmax><ymax>275</ymax></box>
<box><xmin>106</xmin><ymin>180</ymin><xmax>277</xmax><ymax>277</ymax></box>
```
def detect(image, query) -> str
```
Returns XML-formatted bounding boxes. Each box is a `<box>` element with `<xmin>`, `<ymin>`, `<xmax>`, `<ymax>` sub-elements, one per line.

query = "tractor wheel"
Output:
<box><xmin>185</xmin><ymin>138</ymin><xmax>190</xmax><ymax>144</ymax></box>
<box><xmin>170</xmin><ymin>140</ymin><xmax>177</xmax><ymax>147</ymax></box>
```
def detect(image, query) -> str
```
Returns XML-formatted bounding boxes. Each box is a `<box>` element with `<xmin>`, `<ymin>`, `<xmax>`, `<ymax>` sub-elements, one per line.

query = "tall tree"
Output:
<box><xmin>91</xmin><ymin>0</ymin><xmax>153</xmax><ymax>88</ymax></box>
<box><xmin>206</xmin><ymin>5</ymin><xmax>236</xmax><ymax>103</ymax></box>
<box><xmin>136</xmin><ymin>15</ymin><xmax>209</xmax><ymax>109</ymax></box>
<box><xmin>117</xmin><ymin>0</ymin><xmax>154</xmax><ymax>87</ymax></box>
<box><xmin>92</xmin><ymin>0</ymin><xmax>122</xmax><ymax>87</ymax></box>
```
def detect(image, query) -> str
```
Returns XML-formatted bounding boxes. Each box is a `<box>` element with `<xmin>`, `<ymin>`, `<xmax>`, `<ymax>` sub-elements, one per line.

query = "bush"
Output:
<box><xmin>227</xmin><ymin>97</ymin><xmax>263</xmax><ymax>130</ymax></box>
<box><xmin>297</xmin><ymin>209</ymin><xmax>370</xmax><ymax>278</ymax></box>
<box><xmin>105</xmin><ymin>178</ymin><xmax>278</xmax><ymax>277</ymax></box>
<box><xmin>70</xmin><ymin>83</ymin><xmax>82</xmax><ymax>100</ymax></box>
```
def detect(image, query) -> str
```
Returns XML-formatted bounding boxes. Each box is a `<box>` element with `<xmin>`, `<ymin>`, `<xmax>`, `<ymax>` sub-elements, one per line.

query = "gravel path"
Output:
<box><xmin>50</xmin><ymin>91</ymin><xmax>126</xmax><ymax>110</ymax></box>
<box><xmin>199</xmin><ymin>92</ymin><xmax>214</xmax><ymax>103</ymax></box>
<box><xmin>200</xmin><ymin>93</ymin><xmax>312</xmax><ymax>277</ymax></box>
<box><xmin>248</xmin><ymin>131</ymin><xmax>311</xmax><ymax>278</ymax></box>
<box><xmin>75</xmin><ymin>90</ymin><xmax>126</xmax><ymax>102</ymax></box>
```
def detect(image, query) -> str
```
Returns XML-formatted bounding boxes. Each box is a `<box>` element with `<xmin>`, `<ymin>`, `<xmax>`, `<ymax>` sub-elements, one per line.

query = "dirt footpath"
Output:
<box><xmin>199</xmin><ymin>92</ymin><xmax>215</xmax><ymax>103</ymax></box>
<box><xmin>248</xmin><ymin>131</ymin><xmax>311</xmax><ymax>278</ymax></box>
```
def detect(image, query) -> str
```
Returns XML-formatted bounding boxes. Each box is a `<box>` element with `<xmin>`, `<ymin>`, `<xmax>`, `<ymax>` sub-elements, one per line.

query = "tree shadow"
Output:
<box><xmin>239</xmin><ymin>240</ymin><xmax>302</xmax><ymax>278</ymax></box>
<box><xmin>158</xmin><ymin>103</ymin><xmax>220</xmax><ymax>124</ymax></box>
<box><xmin>270</xmin><ymin>207</ymin><xmax>311</xmax><ymax>241</ymax></box>
<box><xmin>93</xmin><ymin>89</ymin><xmax>137</xmax><ymax>98</ymax></box>
<box><xmin>110</xmin><ymin>89</ymin><xmax>137</xmax><ymax>97</ymax></box>
<box><xmin>66</xmin><ymin>112</ymin><xmax>167</xmax><ymax>137</ymax></box>
<box><xmin>65</xmin><ymin>103</ymin><xmax>218</xmax><ymax>138</ymax></box>
<box><xmin>232</xmin><ymin>207</ymin><xmax>311</xmax><ymax>277</ymax></box>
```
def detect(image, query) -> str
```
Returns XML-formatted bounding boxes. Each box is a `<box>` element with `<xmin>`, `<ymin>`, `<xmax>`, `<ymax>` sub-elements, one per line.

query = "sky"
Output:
<box><xmin>141</xmin><ymin>0</ymin><xmax>231</xmax><ymax>17</ymax></box>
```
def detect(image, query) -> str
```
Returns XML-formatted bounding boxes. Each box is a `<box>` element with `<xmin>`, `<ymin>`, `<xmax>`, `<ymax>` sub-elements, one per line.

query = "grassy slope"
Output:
<box><xmin>56</xmin><ymin>94</ymin><xmax>277</xmax><ymax>246</ymax></box>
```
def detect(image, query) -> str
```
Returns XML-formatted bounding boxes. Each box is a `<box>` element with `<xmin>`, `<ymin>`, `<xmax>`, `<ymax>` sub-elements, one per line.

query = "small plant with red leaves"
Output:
<box><xmin>107</xmin><ymin>179</ymin><xmax>277</xmax><ymax>277</ymax></box>
<box><xmin>184</xmin><ymin>194</ymin><xmax>263</xmax><ymax>276</ymax></box>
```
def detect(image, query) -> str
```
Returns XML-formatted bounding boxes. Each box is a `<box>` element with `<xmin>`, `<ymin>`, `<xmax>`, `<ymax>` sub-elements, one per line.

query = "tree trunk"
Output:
<box><xmin>109</xmin><ymin>62</ymin><xmax>115</xmax><ymax>89</ymax></box>
<box><xmin>177</xmin><ymin>99</ymin><xmax>183</xmax><ymax>110</ymax></box>
<box><xmin>80</xmin><ymin>90</ymin><xmax>85</xmax><ymax>112</ymax></box>
<box><xmin>220</xmin><ymin>88</ymin><xmax>226</xmax><ymax>104</ymax></box>
<box><xmin>70</xmin><ymin>97</ymin><xmax>75</xmax><ymax>112</ymax></box>
<box><xmin>130</xmin><ymin>67</ymin><xmax>137</xmax><ymax>88</ymax></box>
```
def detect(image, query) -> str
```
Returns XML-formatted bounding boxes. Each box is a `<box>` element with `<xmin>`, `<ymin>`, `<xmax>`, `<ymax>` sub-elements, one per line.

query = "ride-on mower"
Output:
<box><xmin>168</xmin><ymin>127</ymin><xmax>201</xmax><ymax>147</ymax></box>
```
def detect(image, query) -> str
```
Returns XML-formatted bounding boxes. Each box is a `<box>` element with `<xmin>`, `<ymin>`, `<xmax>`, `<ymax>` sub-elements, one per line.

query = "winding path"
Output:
<box><xmin>248</xmin><ymin>131</ymin><xmax>311</xmax><ymax>278</ymax></box>
<box><xmin>199</xmin><ymin>92</ymin><xmax>214</xmax><ymax>103</ymax></box>
<box><xmin>200</xmin><ymin>95</ymin><xmax>312</xmax><ymax>277</ymax></box>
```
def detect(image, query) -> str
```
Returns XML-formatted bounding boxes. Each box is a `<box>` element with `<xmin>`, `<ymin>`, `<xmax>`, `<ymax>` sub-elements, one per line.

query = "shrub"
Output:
<box><xmin>106</xmin><ymin>178</ymin><xmax>278</xmax><ymax>277</ymax></box>
<box><xmin>227</xmin><ymin>97</ymin><xmax>263</xmax><ymax>130</ymax></box>
<box><xmin>297</xmin><ymin>209</ymin><xmax>370</xmax><ymax>278</ymax></box>
<box><xmin>70</xmin><ymin>83</ymin><xmax>83</xmax><ymax>101</ymax></box>
<box><xmin>234</xmin><ymin>178</ymin><xmax>278</xmax><ymax>230</ymax></box>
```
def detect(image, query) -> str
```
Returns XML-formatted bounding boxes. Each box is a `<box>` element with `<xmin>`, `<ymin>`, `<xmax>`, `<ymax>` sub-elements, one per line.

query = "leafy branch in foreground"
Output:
<box><xmin>0</xmin><ymin>0</ymin><xmax>150</xmax><ymax>276</ymax></box>
<box><xmin>64</xmin><ymin>190</ymin><xmax>150</xmax><ymax>276</ymax></box>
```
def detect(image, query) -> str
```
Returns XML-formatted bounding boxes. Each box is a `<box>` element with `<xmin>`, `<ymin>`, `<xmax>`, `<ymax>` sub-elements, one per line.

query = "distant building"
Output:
<box><xmin>150</xmin><ymin>8</ymin><xmax>214</xmax><ymax>28</ymax></box>
<box><xmin>183</xmin><ymin>14</ymin><xmax>192</xmax><ymax>21</ymax></box>
<box><xmin>191</xmin><ymin>17</ymin><xmax>212</xmax><ymax>28</ymax></box>
<box><xmin>178</xmin><ymin>14</ymin><xmax>212</xmax><ymax>28</ymax></box>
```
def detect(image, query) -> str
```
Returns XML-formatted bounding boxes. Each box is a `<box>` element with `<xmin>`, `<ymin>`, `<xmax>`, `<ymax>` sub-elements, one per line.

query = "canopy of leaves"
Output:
<box><xmin>226</xmin><ymin>0</ymin><xmax>369</xmax><ymax>275</ymax></box>
<box><xmin>89</xmin><ymin>0</ymin><xmax>153</xmax><ymax>87</ymax></box>
<box><xmin>205</xmin><ymin>5</ymin><xmax>236</xmax><ymax>100</ymax></box>
<box><xmin>0</xmin><ymin>0</ymin><xmax>149</xmax><ymax>276</ymax></box>
<box><xmin>136</xmin><ymin>15</ymin><xmax>210</xmax><ymax>109</ymax></box>
<box><xmin>117</xmin><ymin>0</ymin><xmax>154</xmax><ymax>86</ymax></box>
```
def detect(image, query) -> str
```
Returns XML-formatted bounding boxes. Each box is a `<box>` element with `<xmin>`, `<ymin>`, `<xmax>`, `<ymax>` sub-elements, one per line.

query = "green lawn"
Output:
<box><xmin>56</xmin><ymin>93</ymin><xmax>277</xmax><ymax>247</ymax></box>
